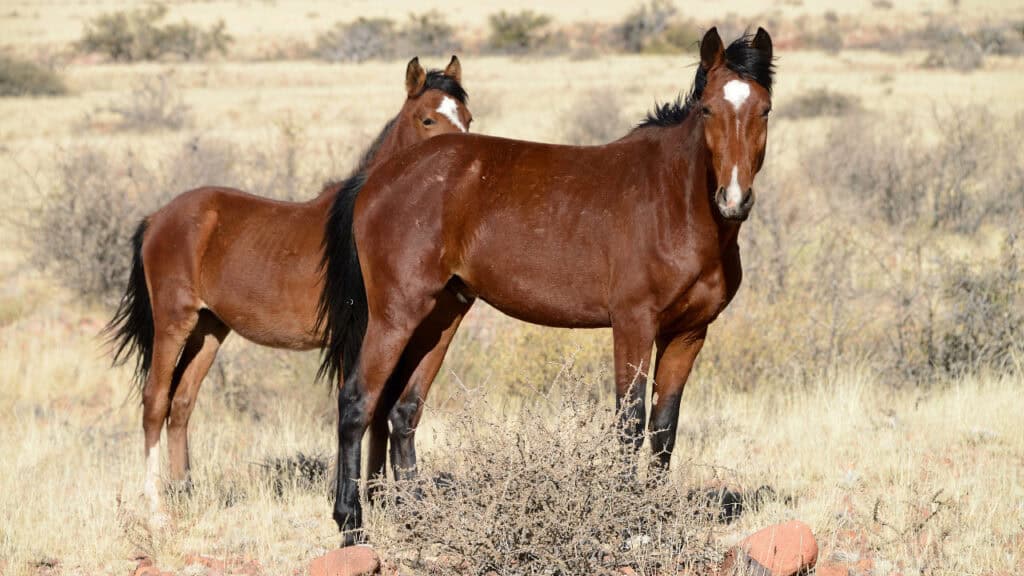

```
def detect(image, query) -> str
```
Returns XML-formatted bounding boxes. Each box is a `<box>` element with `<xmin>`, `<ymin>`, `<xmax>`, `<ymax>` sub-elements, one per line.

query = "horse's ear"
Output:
<box><xmin>443</xmin><ymin>55</ymin><xmax>462</xmax><ymax>84</ymax></box>
<box><xmin>700</xmin><ymin>27</ymin><xmax>724</xmax><ymax>70</ymax></box>
<box><xmin>753</xmin><ymin>27</ymin><xmax>773</xmax><ymax>59</ymax></box>
<box><xmin>405</xmin><ymin>56</ymin><xmax>426</xmax><ymax>97</ymax></box>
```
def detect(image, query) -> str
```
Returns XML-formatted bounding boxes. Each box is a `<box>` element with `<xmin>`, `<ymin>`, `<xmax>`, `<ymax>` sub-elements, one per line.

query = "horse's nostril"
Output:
<box><xmin>742</xmin><ymin>188</ymin><xmax>753</xmax><ymax>205</ymax></box>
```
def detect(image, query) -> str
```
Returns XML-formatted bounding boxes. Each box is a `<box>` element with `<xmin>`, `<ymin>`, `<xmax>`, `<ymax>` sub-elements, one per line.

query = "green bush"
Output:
<box><xmin>487</xmin><ymin>10</ymin><xmax>553</xmax><ymax>54</ymax></box>
<box><xmin>315</xmin><ymin>17</ymin><xmax>397</xmax><ymax>62</ymax></box>
<box><xmin>75</xmin><ymin>4</ymin><xmax>232</xmax><ymax>62</ymax></box>
<box><xmin>0</xmin><ymin>54</ymin><xmax>67</xmax><ymax>97</ymax></box>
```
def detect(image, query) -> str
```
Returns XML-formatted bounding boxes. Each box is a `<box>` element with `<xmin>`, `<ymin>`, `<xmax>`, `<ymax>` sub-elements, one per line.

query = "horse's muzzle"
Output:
<box><xmin>715</xmin><ymin>187</ymin><xmax>755</xmax><ymax>221</ymax></box>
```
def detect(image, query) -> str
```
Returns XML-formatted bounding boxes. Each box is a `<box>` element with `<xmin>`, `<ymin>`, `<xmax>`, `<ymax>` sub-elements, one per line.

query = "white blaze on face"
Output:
<box><xmin>725</xmin><ymin>165</ymin><xmax>743</xmax><ymax>207</ymax></box>
<box><xmin>436</xmin><ymin>96</ymin><xmax>466</xmax><ymax>132</ymax></box>
<box><xmin>722</xmin><ymin>79</ymin><xmax>751</xmax><ymax>111</ymax></box>
<box><xmin>722</xmin><ymin>80</ymin><xmax>752</xmax><ymax>208</ymax></box>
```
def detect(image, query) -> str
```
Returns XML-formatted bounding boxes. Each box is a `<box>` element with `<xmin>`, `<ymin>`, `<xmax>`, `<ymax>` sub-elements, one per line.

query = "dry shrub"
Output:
<box><xmin>0</xmin><ymin>53</ymin><xmax>67</xmax><ymax>97</ymax></box>
<box><xmin>401</xmin><ymin>11</ymin><xmax>462</xmax><ymax>57</ymax></box>
<box><xmin>935</xmin><ymin>236</ymin><xmax>1022</xmax><ymax>376</ymax></box>
<box><xmin>617</xmin><ymin>0</ymin><xmax>698</xmax><ymax>54</ymax></box>
<box><xmin>23</xmin><ymin>132</ymin><xmax>314</xmax><ymax>304</ymax></box>
<box><xmin>487</xmin><ymin>10</ymin><xmax>559</xmax><ymax>55</ymax></box>
<box><xmin>560</xmin><ymin>89</ymin><xmax>631</xmax><ymax>146</ymax></box>
<box><xmin>98</xmin><ymin>71</ymin><xmax>191</xmax><ymax>131</ymax></box>
<box><xmin>367</xmin><ymin>380</ymin><xmax>722</xmax><ymax>575</ymax></box>
<box><xmin>315</xmin><ymin>12</ymin><xmax>461</xmax><ymax>62</ymax></box>
<box><xmin>776</xmin><ymin>88</ymin><xmax>862</xmax><ymax>119</ymax></box>
<box><xmin>808</xmin><ymin>107</ymin><xmax>1015</xmax><ymax>233</ymax></box>
<box><xmin>75</xmin><ymin>3</ymin><xmax>231</xmax><ymax>62</ymax></box>
<box><xmin>315</xmin><ymin>17</ymin><xmax>397</xmax><ymax>63</ymax></box>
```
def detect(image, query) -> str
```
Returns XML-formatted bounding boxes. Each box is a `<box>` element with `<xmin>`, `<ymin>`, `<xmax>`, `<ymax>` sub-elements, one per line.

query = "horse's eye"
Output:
<box><xmin>701</xmin><ymin>106</ymin><xmax>712</xmax><ymax>117</ymax></box>
<box><xmin>762</xmin><ymin>108</ymin><xmax>772</xmax><ymax>118</ymax></box>
<box><xmin>423</xmin><ymin>117</ymin><xmax>436</xmax><ymax>126</ymax></box>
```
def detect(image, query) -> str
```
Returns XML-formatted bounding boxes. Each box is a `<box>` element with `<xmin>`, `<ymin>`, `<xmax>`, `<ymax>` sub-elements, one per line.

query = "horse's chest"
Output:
<box><xmin>660</xmin><ymin>262</ymin><xmax>740</xmax><ymax>332</ymax></box>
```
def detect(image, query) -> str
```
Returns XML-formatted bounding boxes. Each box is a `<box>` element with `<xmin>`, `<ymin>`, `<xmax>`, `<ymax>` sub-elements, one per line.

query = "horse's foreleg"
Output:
<box><xmin>610</xmin><ymin>313</ymin><xmax>657</xmax><ymax>454</ymax></box>
<box><xmin>649</xmin><ymin>328</ymin><xmax>706</xmax><ymax>471</ymax></box>
<box><xmin>166</xmin><ymin>311</ymin><xmax>229</xmax><ymax>489</ymax></box>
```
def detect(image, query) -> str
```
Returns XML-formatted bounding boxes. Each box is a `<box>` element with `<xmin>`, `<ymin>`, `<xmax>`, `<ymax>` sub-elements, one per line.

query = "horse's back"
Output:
<box><xmin>143</xmin><ymin>186</ymin><xmax>327</xmax><ymax>349</ymax></box>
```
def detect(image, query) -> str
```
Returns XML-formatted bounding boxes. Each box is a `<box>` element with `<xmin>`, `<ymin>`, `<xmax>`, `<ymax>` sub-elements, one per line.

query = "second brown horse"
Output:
<box><xmin>105</xmin><ymin>57</ymin><xmax>471</xmax><ymax>525</ymax></box>
<box><xmin>319</xmin><ymin>28</ymin><xmax>775</xmax><ymax>541</ymax></box>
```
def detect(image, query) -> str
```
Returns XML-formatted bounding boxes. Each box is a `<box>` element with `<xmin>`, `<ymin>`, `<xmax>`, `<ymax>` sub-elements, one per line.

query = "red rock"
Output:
<box><xmin>309</xmin><ymin>546</ymin><xmax>380</xmax><ymax>576</ymax></box>
<box><xmin>815</xmin><ymin>563</ymin><xmax>849</xmax><ymax>576</ymax></box>
<box><xmin>617</xmin><ymin>567</ymin><xmax>638</xmax><ymax>576</ymax></box>
<box><xmin>735</xmin><ymin>521</ymin><xmax>818</xmax><ymax>576</ymax></box>
<box><xmin>132</xmin><ymin>558</ymin><xmax>162</xmax><ymax>576</ymax></box>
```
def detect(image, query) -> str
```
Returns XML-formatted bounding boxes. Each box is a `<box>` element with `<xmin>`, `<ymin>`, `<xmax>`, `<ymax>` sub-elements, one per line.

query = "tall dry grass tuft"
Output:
<box><xmin>367</xmin><ymin>375</ymin><xmax>723</xmax><ymax>575</ymax></box>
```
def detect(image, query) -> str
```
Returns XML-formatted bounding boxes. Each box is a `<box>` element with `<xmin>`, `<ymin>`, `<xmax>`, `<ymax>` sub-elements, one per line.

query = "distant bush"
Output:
<box><xmin>487</xmin><ymin>10</ymin><xmax>554</xmax><ymax>54</ymax></box>
<box><xmin>617</xmin><ymin>0</ymin><xmax>698</xmax><ymax>54</ymax></box>
<box><xmin>776</xmin><ymin>88</ymin><xmax>862</xmax><ymax>119</ymax></box>
<box><xmin>401</xmin><ymin>11</ymin><xmax>461</xmax><ymax>56</ymax></box>
<box><xmin>368</xmin><ymin>382</ymin><xmax>722</xmax><ymax>574</ymax></box>
<box><xmin>560</xmin><ymin>89</ymin><xmax>631</xmax><ymax>145</ymax></box>
<box><xmin>75</xmin><ymin>4</ymin><xmax>232</xmax><ymax>62</ymax></box>
<box><xmin>315</xmin><ymin>17</ymin><xmax>396</xmax><ymax>63</ymax></box>
<box><xmin>100</xmin><ymin>72</ymin><xmax>191</xmax><ymax>131</ymax></box>
<box><xmin>0</xmin><ymin>54</ymin><xmax>67</xmax><ymax>97</ymax></box>
<box><xmin>923</xmin><ymin>34</ymin><xmax>984</xmax><ymax>71</ymax></box>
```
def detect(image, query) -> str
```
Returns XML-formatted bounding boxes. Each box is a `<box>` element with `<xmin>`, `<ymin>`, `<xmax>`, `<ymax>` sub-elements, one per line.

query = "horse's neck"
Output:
<box><xmin>655</xmin><ymin>120</ymin><xmax>743</xmax><ymax>254</ymax></box>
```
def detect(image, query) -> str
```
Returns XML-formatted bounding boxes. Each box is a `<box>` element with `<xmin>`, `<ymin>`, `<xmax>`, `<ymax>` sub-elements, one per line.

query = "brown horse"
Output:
<box><xmin>318</xmin><ymin>28</ymin><xmax>774</xmax><ymax>541</ymax></box>
<box><xmin>104</xmin><ymin>56</ymin><xmax>472</xmax><ymax>525</ymax></box>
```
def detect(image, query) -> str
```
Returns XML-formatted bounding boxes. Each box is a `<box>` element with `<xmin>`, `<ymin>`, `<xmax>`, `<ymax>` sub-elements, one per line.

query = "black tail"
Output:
<box><xmin>316</xmin><ymin>174</ymin><xmax>369</xmax><ymax>383</ymax></box>
<box><xmin>102</xmin><ymin>220</ymin><xmax>154</xmax><ymax>396</ymax></box>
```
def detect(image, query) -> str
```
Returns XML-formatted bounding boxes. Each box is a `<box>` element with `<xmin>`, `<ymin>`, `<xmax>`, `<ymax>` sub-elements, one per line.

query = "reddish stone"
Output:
<box><xmin>735</xmin><ymin>521</ymin><xmax>818</xmax><ymax>576</ymax></box>
<box><xmin>132</xmin><ymin>558</ymin><xmax>162</xmax><ymax>576</ymax></box>
<box><xmin>309</xmin><ymin>546</ymin><xmax>380</xmax><ymax>576</ymax></box>
<box><xmin>617</xmin><ymin>567</ymin><xmax>638</xmax><ymax>576</ymax></box>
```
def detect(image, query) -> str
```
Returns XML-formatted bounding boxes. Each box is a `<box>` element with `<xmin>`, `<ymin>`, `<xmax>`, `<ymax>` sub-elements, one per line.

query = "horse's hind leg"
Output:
<box><xmin>389</xmin><ymin>290</ymin><xmax>472</xmax><ymax>483</ymax></box>
<box><xmin>143</xmin><ymin>302</ymin><xmax>199</xmax><ymax>526</ymax></box>
<box><xmin>334</xmin><ymin>292</ymin><xmax>441</xmax><ymax>544</ymax></box>
<box><xmin>166</xmin><ymin>310</ymin><xmax>230</xmax><ymax>489</ymax></box>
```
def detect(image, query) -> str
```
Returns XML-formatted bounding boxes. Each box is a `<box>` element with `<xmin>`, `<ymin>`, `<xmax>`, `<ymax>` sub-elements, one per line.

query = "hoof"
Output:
<box><xmin>341</xmin><ymin>529</ymin><xmax>367</xmax><ymax>547</ymax></box>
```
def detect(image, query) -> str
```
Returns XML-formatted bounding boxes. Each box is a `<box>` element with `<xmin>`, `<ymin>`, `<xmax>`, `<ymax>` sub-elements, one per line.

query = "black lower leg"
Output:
<box><xmin>388</xmin><ymin>398</ymin><xmax>420</xmax><ymax>483</ymax></box>
<box><xmin>333</xmin><ymin>374</ymin><xmax>367</xmax><ymax>544</ymax></box>
<box><xmin>649</xmin><ymin>393</ymin><xmax>682</xmax><ymax>472</ymax></box>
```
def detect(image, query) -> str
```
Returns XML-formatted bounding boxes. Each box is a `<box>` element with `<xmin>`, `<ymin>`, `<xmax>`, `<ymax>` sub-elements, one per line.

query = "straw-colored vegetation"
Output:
<box><xmin>1</xmin><ymin>1</ymin><xmax>1022</xmax><ymax>575</ymax></box>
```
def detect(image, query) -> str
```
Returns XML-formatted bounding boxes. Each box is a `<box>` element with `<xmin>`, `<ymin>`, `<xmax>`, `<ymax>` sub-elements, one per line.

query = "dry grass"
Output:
<box><xmin>1</xmin><ymin>2</ymin><xmax>1023</xmax><ymax>575</ymax></box>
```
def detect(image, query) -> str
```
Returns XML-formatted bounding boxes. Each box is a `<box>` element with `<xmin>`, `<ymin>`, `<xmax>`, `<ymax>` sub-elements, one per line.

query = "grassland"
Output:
<box><xmin>1</xmin><ymin>1</ymin><xmax>1023</xmax><ymax>575</ymax></box>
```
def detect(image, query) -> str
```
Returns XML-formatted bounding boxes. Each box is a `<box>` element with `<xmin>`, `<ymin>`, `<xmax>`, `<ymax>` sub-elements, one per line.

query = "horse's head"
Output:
<box><xmin>697</xmin><ymin>27</ymin><xmax>773</xmax><ymax>221</ymax></box>
<box><xmin>396</xmin><ymin>55</ymin><xmax>472</xmax><ymax>143</ymax></box>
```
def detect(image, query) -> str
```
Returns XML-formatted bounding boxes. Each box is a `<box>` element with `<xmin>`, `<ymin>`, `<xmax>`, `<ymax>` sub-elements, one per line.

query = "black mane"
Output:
<box><xmin>639</xmin><ymin>32</ymin><xmax>774</xmax><ymax>129</ymax></box>
<box><xmin>418</xmin><ymin>69</ymin><xmax>468</xmax><ymax>104</ymax></box>
<box><xmin>315</xmin><ymin>68</ymin><xmax>468</xmax><ymax>382</ymax></box>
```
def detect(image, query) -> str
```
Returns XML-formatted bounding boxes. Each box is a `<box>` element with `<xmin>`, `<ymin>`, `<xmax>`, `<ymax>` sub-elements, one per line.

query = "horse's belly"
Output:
<box><xmin>462</xmin><ymin>263</ymin><xmax>610</xmax><ymax>329</ymax></box>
